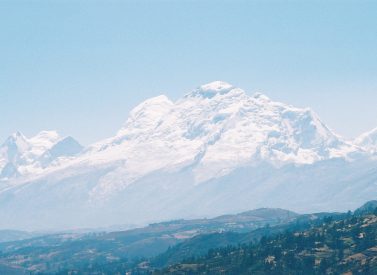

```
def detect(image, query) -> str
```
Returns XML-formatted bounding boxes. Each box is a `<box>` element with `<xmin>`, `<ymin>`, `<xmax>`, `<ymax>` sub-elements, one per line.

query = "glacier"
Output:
<box><xmin>1</xmin><ymin>81</ymin><xmax>377</xmax><ymax>230</ymax></box>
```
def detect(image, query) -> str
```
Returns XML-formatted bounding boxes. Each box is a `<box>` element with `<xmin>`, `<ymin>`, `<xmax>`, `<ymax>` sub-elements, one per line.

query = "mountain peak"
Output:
<box><xmin>12</xmin><ymin>131</ymin><xmax>24</xmax><ymax>138</ymax></box>
<box><xmin>2</xmin><ymin>131</ymin><xmax>28</xmax><ymax>151</ymax></box>
<box><xmin>355</xmin><ymin>127</ymin><xmax>377</xmax><ymax>153</ymax></box>
<box><xmin>127</xmin><ymin>95</ymin><xmax>173</xmax><ymax>119</ymax></box>
<box><xmin>28</xmin><ymin>130</ymin><xmax>61</xmax><ymax>152</ymax></box>
<box><xmin>199</xmin><ymin>81</ymin><xmax>233</xmax><ymax>92</ymax></box>
<box><xmin>188</xmin><ymin>81</ymin><xmax>236</xmax><ymax>98</ymax></box>
<box><xmin>31</xmin><ymin>130</ymin><xmax>60</xmax><ymax>140</ymax></box>
<box><xmin>253</xmin><ymin>92</ymin><xmax>271</xmax><ymax>102</ymax></box>
<box><xmin>8</xmin><ymin>131</ymin><xmax>26</xmax><ymax>142</ymax></box>
<box><xmin>39</xmin><ymin>136</ymin><xmax>83</xmax><ymax>166</ymax></box>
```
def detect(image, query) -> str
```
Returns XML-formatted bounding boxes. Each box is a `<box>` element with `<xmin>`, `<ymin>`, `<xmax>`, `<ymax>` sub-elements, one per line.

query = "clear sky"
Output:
<box><xmin>1</xmin><ymin>0</ymin><xmax>377</xmax><ymax>145</ymax></box>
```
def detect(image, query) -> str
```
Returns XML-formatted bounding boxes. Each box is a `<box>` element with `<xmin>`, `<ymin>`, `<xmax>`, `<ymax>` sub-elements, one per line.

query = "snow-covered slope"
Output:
<box><xmin>0</xmin><ymin>81</ymin><xmax>375</xmax><ymax>230</ymax></box>
<box><xmin>79</xmin><ymin>81</ymin><xmax>358</xmax><ymax>193</ymax></box>
<box><xmin>355</xmin><ymin>127</ymin><xmax>377</xmax><ymax>154</ymax></box>
<box><xmin>0</xmin><ymin>131</ymin><xmax>83</xmax><ymax>181</ymax></box>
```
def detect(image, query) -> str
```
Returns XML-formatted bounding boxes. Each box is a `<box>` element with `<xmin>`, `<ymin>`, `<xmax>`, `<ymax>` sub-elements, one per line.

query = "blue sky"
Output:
<box><xmin>1</xmin><ymin>0</ymin><xmax>377</xmax><ymax>145</ymax></box>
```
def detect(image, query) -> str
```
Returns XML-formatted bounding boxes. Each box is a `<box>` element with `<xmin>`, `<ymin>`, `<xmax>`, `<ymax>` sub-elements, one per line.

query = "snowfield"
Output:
<box><xmin>1</xmin><ymin>81</ymin><xmax>377</xmax><ymax>230</ymax></box>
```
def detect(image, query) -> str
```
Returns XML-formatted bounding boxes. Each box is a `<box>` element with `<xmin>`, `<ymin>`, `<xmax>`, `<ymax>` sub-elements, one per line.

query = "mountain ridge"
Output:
<box><xmin>1</xmin><ymin>81</ymin><xmax>376</xmax><ymax>230</ymax></box>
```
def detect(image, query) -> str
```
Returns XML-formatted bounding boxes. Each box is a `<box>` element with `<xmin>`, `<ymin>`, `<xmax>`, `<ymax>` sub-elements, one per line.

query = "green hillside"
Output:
<box><xmin>155</xmin><ymin>209</ymin><xmax>377</xmax><ymax>274</ymax></box>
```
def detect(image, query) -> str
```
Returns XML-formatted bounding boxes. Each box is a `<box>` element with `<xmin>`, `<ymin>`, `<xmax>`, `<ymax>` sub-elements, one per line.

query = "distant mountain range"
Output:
<box><xmin>1</xmin><ymin>81</ymin><xmax>377</xmax><ymax>230</ymax></box>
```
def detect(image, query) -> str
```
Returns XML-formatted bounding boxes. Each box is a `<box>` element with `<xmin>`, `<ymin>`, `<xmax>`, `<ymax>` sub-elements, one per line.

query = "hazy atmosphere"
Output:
<box><xmin>1</xmin><ymin>1</ymin><xmax>377</xmax><ymax>144</ymax></box>
<box><xmin>2</xmin><ymin>2</ymin><xmax>377</xmax><ymax>274</ymax></box>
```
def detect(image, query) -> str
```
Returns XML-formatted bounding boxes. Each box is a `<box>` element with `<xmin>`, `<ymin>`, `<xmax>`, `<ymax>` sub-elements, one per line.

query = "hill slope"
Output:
<box><xmin>157</xmin><ymin>209</ymin><xmax>377</xmax><ymax>274</ymax></box>
<box><xmin>0</xmin><ymin>208</ymin><xmax>297</xmax><ymax>274</ymax></box>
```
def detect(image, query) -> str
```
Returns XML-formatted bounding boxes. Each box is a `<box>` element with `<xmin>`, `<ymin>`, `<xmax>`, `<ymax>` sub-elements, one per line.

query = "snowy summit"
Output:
<box><xmin>0</xmin><ymin>81</ymin><xmax>376</xmax><ymax>230</ymax></box>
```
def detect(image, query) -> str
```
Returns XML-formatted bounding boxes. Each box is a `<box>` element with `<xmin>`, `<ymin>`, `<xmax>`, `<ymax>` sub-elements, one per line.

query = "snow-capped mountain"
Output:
<box><xmin>0</xmin><ymin>131</ymin><xmax>83</xmax><ymax>180</ymax></box>
<box><xmin>355</xmin><ymin>127</ymin><xmax>377</xmax><ymax>154</ymax></box>
<box><xmin>0</xmin><ymin>81</ymin><xmax>376</xmax><ymax>230</ymax></box>
<box><xmin>79</xmin><ymin>81</ymin><xmax>357</xmax><ymax>191</ymax></box>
